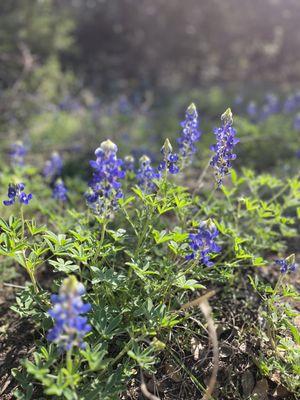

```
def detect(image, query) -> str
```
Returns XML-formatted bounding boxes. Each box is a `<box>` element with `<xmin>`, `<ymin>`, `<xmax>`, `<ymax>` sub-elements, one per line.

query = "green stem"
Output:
<box><xmin>92</xmin><ymin>221</ymin><xmax>107</xmax><ymax>265</ymax></box>
<box><xmin>22</xmin><ymin>250</ymin><xmax>39</xmax><ymax>293</ymax></box>
<box><xmin>110</xmin><ymin>339</ymin><xmax>133</xmax><ymax>368</ymax></box>
<box><xmin>134</xmin><ymin>211</ymin><xmax>153</xmax><ymax>257</ymax></box>
<box><xmin>274</xmin><ymin>273</ymin><xmax>284</xmax><ymax>295</ymax></box>
<box><xmin>66</xmin><ymin>348</ymin><xmax>73</xmax><ymax>373</ymax></box>
<box><xmin>193</xmin><ymin>189</ymin><xmax>216</xmax><ymax>220</ymax></box>
<box><xmin>29</xmin><ymin>270</ymin><xmax>39</xmax><ymax>293</ymax></box>
<box><xmin>66</xmin><ymin>348</ymin><xmax>79</xmax><ymax>399</ymax></box>
<box><xmin>122</xmin><ymin>207</ymin><xmax>138</xmax><ymax>235</ymax></box>
<box><xmin>20</xmin><ymin>205</ymin><xmax>25</xmax><ymax>239</ymax></box>
<box><xmin>193</xmin><ymin>159</ymin><xmax>211</xmax><ymax>195</ymax></box>
<box><xmin>161</xmin><ymin>259</ymin><xmax>199</xmax><ymax>304</ymax></box>
<box><xmin>82</xmin><ymin>339</ymin><xmax>134</xmax><ymax>379</ymax></box>
<box><xmin>267</xmin><ymin>173</ymin><xmax>299</xmax><ymax>205</ymax></box>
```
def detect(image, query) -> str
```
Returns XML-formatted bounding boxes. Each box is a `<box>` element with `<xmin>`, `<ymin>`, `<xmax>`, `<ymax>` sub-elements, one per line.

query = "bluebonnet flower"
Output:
<box><xmin>10</xmin><ymin>141</ymin><xmax>27</xmax><ymax>166</ymax></box>
<box><xmin>275</xmin><ymin>254</ymin><xmax>297</xmax><ymax>274</ymax></box>
<box><xmin>86</xmin><ymin>139</ymin><xmax>125</xmax><ymax>215</ymax></box>
<box><xmin>118</xmin><ymin>95</ymin><xmax>131</xmax><ymax>114</ymax></box>
<box><xmin>186</xmin><ymin>220</ymin><xmax>221</xmax><ymax>267</ymax></box>
<box><xmin>124</xmin><ymin>155</ymin><xmax>135</xmax><ymax>172</ymax></box>
<box><xmin>283</xmin><ymin>91</ymin><xmax>300</xmax><ymax>113</ymax></box>
<box><xmin>234</xmin><ymin>95</ymin><xmax>243</xmax><ymax>106</ymax></box>
<box><xmin>59</xmin><ymin>97</ymin><xmax>82</xmax><ymax>112</ymax></box>
<box><xmin>3</xmin><ymin>183</ymin><xmax>32</xmax><ymax>206</ymax></box>
<box><xmin>177</xmin><ymin>103</ymin><xmax>201</xmax><ymax>161</ymax></box>
<box><xmin>247</xmin><ymin>101</ymin><xmax>257</xmax><ymax>121</ymax></box>
<box><xmin>136</xmin><ymin>155</ymin><xmax>160</xmax><ymax>193</ymax></box>
<box><xmin>293</xmin><ymin>113</ymin><xmax>300</xmax><ymax>131</ymax></box>
<box><xmin>283</xmin><ymin>95</ymin><xmax>296</xmax><ymax>113</ymax></box>
<box><xmin>52</xmin><ymin>179</ymin><xmax>68</xmax><ymax>202</ymax></box>
<box><xmin>210</xmin><ymin>108</ymin><xmax>239</xmax><ymax>187</ymax></box>
<box><xmin>43</xmin><ymin>152</ymin><xmax>63</xmax><ymax>180</ymax></box>
<box><xmin>264</xmin><ymin>93</ymin><xmax>280</xmax><ymax>115</ymax></box>
<box><xmin>132</xmin><ymin>148</ymin><xmax>157</xmax><ymax>163</ymax></box>
<box><xmin>159</xmin><ymin>153</ymin><xmax>179</xmax><ymax>174</ymax></box>
<box><xmin>259</xmin><ymin>94</ymin><xmax>280</xmax><ymax>121</ymax></box>
<box><xmin>158</xmin><ymin>139</ymin><xmax>179</xmax><ymax>175</ymax></box>
<box><xmin>47</xmin><ymin>276</ymin><xmax>91</xmax><ymax>351</ymax></box>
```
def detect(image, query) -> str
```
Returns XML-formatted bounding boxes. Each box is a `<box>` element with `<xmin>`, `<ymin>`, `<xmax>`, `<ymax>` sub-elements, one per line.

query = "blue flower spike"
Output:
<box><xmin>10</xmin><ymin>141</ymin><xmax>27</xmax><ymax>167</ymax></box>
<box><xmin>178</xmin><ymin>103</ymin><xmax>201</xmax><ymax>163</ymax></box>
<box><xmin>294</xmin><ymin>113</ymin><xmax>300</xmax><ymax>131</ymax></box>
<box><xmin>3</xmin><ymin>183</ymin><xmax>32</xmax><ymax>206</ymax></box>
<box><xmin>275</xmin><ymin>254</ymin><xmax>297</xmax><ymax>274</ymax></box>
<box><xmin>124</xmin><ymin>155</ymin><xmax>135</xmax><ymax>172</ymax></box>
<box><xmin>158</xmin><ymin>138</ymin><xmax>179</xmax><ymax>175</ymax></box>
<box><xmin>186</xmin><ymin>219</ymin><xmax>221</xmax><ymax>267</ymax></box>
<box><xmin>47</xmin><ymin>276</ymin><xmax>91</xmax><ymax>351</ymax></box>
<box><xmin>85</xmin><ymin>139</ymin><xmax>125</xmax><ymax>215</ymax></box>
<box><xmin>136</xmin><ymin>154</ymin><xmax>160</xmax><ymax>193</ymax></box>
<box><xmin>210</xmin><ymin>108</ymin><xmax>239</xmax><ymax>187</ymax></box>
<box><xmin>52</xmin><ymin>179</ymin><xmax>68</xmax><ymax>202</ymax></box>
<box><xmin>43</xmin><ymin>152</ymin><xmax>63</xmax><ymax>180</ymax></box>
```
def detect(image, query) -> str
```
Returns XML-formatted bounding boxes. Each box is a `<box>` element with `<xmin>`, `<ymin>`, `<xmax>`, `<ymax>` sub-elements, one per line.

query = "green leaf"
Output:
<box><xmin>174</xmin><ymin>275</ymin><xmax>205</xmax><ymax>291</ymax></box>
<box><xmin>49</xmin><ymin>258</ymin><xmax>79</xmax><ymax>273</ymax></box>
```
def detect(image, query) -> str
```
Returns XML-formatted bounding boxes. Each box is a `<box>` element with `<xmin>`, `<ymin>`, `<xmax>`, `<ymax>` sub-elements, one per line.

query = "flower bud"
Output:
<box><xmin>124</xmin><ymin>155</ymin><xmax>134</xmax><ymax>163</ymax></box>
<box><xmin>187</xmin><ymin>102</ymin><xmax>197</xmax><ymax>116</ymax></box>
<box><xmin>139</xmin><ymin>155</ymin><xmax>150</xmax><ymax>165</ymax></box>
<box><xmin>152</xmin><ymin>337</ymin><xmax>166</xmax><ymax>351</ymax></box>
<box><xmin>100</xmin><ymin>139</ymin><xmax>118</xmax><ymax>153</ymax></box>
<box><xmin>161</xmin><ymin>138</ymin><xmax>173</xmax><ymax>157</ymax></box>
<box><xmin>221</xmin><ymin>108</ymin><xmax>233</xmax><ymax>127</ymax></box>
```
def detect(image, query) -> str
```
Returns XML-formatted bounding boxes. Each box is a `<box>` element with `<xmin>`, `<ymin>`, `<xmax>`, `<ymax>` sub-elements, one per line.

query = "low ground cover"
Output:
<box><xmin>0</xmin><ymin>96</ymin><xmax>299</xmax><ymax>399</ymax></box>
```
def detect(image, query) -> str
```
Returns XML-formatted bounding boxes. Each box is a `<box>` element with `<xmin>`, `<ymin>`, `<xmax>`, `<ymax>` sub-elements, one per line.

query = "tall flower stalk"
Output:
<box><xmin>186</xmin><ymin>220</ymin><xmax>221</xmax><ymax>267</ymax></box>
<box><xmin>178</xmin><ymin>103</ymin><xmax>201</xmax><ymax>165</ymax></box>
<box><xmin>158</xmin><ymin>138</ymin><xmax>179</xmax><ymax>176</ymax></box>
<box><xmin>136</xmin><ymin>155</ymin><xmax>160</xmax><ymax>193</ymax></box>
<box><xmin>3</xmin><ymin>183</ymin><xmax>32</xmax><ymax>206</ymax></box>
<box><xmin>210</xmin><ymin>108</ymin><xmax>239</xmax><ymax>187</ymax></box>
<box><xmin>52</xmin><ymin>179</ymin><xmax>68</xmax><ymax>202</ymax></box>
<box><xmin>43</xmin><ymin>152</ymin><xmax>63</xmax><ymax>181</ymax></box>
<box><xmin>10</xmin><ymin>141</ymin><xmax>27</xmax><ymax>167</ymax></box>
<box><xmin>86</xmin><ymin>139</ymin><xmax>125</xmax><ymax>218</ymax></box>
<box><xmin>47</xmin><ymin>276</ymin><xmax>91</xmax><ymax>351</ymax></box>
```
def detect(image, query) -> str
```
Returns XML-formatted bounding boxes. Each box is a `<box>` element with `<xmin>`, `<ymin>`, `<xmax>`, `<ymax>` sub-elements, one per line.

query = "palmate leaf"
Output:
<box><xmin>126</xmin><ymin>261</ymin><xmax>160</xmax><ymax>281</ymax></box>
<box><xmin>90</xmin><ymin>306</ymin><xmax>124</xmax><ymax>340</ymax></box>
<box><xmin>90</xmin><ymin>266</ymin><xmax>125</xmax><ymax>287</ymax></box>
<box><xmin>12</xmin><ymin>369</ymin><xmax>34</xmax><ymax>400</ymax></box>
<box><xmin>174</xmin><ymin>275</ymin><xmax>205</xmax><ymax>291</ymax></box>
<box><xmin>80</xmin><ymin>343</ymin><xmax>109</xmax><ymax>371</ymax></box>
<box><xmin>49</xmin><ymin>258</ymin><xmax>79</xmax><ymax>273</ymax></box>
<box><xmin>152</xmin><ymin>229</ymin><xmax>188</xmax><ymax>244</ymax></box>
<box><xmin>127</xmin><ymin>342</ymin><xmax>157</xmax><ymax>372</ymax></box>
<box><xmin>79</xmin><ymin>369</ymin><xmax>125</xmax><ymax>400</ymax></box>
